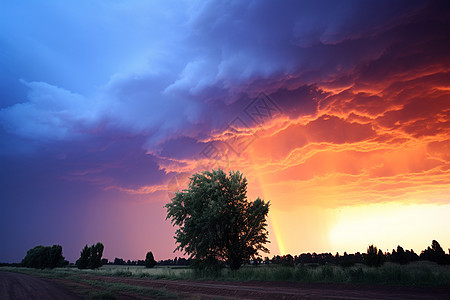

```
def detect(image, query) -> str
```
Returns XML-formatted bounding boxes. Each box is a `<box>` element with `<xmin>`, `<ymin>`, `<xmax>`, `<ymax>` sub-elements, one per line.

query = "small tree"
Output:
<box><xmin>145</xmin><ymin>251</ymin><xmax>157</xmax><ymax>268</ymax></box>
<box><xmin>76</xmin><ymin>242</ymin><xmax>104</xmax><ymax>269</ymax></box>
<box><xmin>166</xmin><ymin>169</ymin><xmax>270</xmax><ymax>270</ymax></box>
<box><xmin>90</xmin><ymin>242</ymin><xmax>104</xmax><ymax>269</ymax></box>
<box><xmin>76</xmin><ymin>245</ymin><xmax>90</xmax><ymax>269</ymax></box>
<box><xmin>365</xmin><ymin>245</ymin><xmax>384</xmax><ymax>267</ymax></box>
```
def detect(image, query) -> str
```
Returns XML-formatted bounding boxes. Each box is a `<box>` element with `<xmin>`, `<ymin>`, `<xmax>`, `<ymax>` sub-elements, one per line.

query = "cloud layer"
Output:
<box><xmin>1</xmin><ymin>0</ymin><xmax>449</xmax><ymax>261</ymax></box>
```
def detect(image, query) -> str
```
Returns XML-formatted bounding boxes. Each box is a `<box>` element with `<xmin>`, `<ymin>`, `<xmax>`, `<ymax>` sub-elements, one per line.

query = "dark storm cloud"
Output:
<box><xmin>0</xmin><ymin>0</ymin><xmax>439</xmax><ymax>196</ymax></box>
<box><xmin>0</xmin><ymin>0</ymin><xmax>429</xmax><ymax>152</ymax></box>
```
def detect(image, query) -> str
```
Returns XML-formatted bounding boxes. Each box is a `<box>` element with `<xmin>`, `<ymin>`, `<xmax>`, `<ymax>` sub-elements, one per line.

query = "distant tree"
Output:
<box><xmin>76</xmin><ymin>245</ymin><xmax>90</xmax><ymax>269</ymax></box>
<box><xmin>391</xmin><ymin>245</ymin><xmax>409</xmax><ymax>264</ymax></box>
<box><xmin>76</xmin><ymin>242</ymin><xmax>104</xmax><ymax>269</ymax></box>
<box><xmin>145</xmin><ymin>251</ymin><xmax>157</xmax><ymax>268</ymax></box>
<box><xmin>22</xmin><ymin>245</ymin><xmax>68</xmax><ymax>269</ymax></box>
<box><xmin>421</xmin><ymin>240</ymin><xmax>448</xmax><ymax>264</ymax></box>
<box><xmin>137</xmin><ymin>260</ymin><xmax>146</xmax><ymax>266</ymax></box>
<box><xmin>114</xmin><ymin>257</ymin><xmax>125</xmax><ymax>265</ymax></box>
<box><xmin>282</xmin><ymin>254</ymin><xmax>294</xmax><ymax>267</ymax></box>
<box><xmin>166</xmin><ymin>169</ymin><xmax>270</xmax><ymax>270</ymax></box>
<box><xmin>365</xmin><ymin>245</ymin><xmax>384</xmax><ymax>267</ymax></box>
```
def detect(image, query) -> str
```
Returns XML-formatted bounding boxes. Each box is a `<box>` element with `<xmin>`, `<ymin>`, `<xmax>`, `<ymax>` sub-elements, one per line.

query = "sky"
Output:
<box><xmin>0</xmin><ymin>0</ymin><xmax>449</xmax><ymax>263</ymax></box>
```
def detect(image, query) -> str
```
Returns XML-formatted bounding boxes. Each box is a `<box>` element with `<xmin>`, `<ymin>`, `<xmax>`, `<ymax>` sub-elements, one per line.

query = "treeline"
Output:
<box><xmin>109</xmin><ymin>256</ymin><xmax>189</xmax><ymax>266</ymax></box>
<box><xmin>4</xmin><ymin>239</ymin><xmax>448</xmax><ymax>270</ymax></box>
<box><xmin>110</xmin><ymin>252</ymin><xmax>157</xmax><ymax>268</ymax></box>
<box><xmin>261</xmin><ymin>240</ymin><xmax>450</xmax><ymax>267</ymax></box>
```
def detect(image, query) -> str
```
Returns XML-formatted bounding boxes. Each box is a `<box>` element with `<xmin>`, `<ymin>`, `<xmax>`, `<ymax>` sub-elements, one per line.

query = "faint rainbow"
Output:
<box><xmin>244</xmin><ymin>154</ymin><xmax>284</xmax><ymax>256</ymax></box>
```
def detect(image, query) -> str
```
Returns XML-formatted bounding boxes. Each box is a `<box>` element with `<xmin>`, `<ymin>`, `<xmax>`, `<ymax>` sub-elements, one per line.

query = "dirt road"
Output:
<box><xmin>80</xmin><ymin>275</ymin><xmax>450</xmax><ymax>299</ymax></box>
<box><xmin>0</xmin><ymin>271</ymin><xmax>80</xmax><ymax>300</ymax></box>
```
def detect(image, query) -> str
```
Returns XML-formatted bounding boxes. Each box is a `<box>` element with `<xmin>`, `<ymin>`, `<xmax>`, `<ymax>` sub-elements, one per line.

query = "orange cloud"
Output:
<box><xmin>141</xmin><ymin>13</ymin><xmax>450</xmax><ymax>255</ymax></box>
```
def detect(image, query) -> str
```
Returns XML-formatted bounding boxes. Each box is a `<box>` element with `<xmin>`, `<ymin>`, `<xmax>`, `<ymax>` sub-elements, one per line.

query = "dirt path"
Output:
<box><xmin>0</xmin><ymin>271</ymin><xmax>80</xmax><ymax>300</ymax></box>
<box><xmin>78</xmin><ymin>275</ymin><xmax>450</xmax><ymax>299</ymax></box>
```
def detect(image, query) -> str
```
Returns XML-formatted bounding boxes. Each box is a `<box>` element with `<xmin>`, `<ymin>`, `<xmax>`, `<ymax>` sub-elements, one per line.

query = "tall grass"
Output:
<box><xmin>2</xmin><ymin>261</ymin><xmax>449</xmax><ymax>286</ymax></box>
<box><xmin>214</xmin><ymin>262</ymin><xmax>450</xmax><ymax>286</ymax></box>
<box><xmin>78</xmin><ymin>278</ymin><xmax>177</xmax><ymax>299</ymax></box>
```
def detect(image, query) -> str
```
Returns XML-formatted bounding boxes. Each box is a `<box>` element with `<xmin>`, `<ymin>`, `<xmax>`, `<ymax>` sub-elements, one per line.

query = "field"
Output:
<box><xmin>1</xmin><ymin>262</ymin><xmax>450</xmax><ymax>299</ymax></box>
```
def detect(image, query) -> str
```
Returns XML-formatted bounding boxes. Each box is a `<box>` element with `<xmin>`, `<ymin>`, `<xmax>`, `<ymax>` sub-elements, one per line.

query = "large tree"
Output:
<box><xmin>22</xmin><ymin>245</ymin><xmax>68</xmax><ymax>269</ymax></box>
<box><xmin>76</xmin><ymin>242</ymin><xmax>104</xmax><ymax>269</ymax></box>
<box><xmin>166</xmin><ymin>169</ymin><xmax>270</xmax><ymax>270</ymax></box>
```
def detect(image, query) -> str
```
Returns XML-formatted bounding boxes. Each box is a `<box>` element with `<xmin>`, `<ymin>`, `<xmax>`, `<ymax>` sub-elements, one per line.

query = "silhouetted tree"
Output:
<box><xmin>365</xmin><ymin>245</ymin><xmax>384</xmax><ymax>267</ymax></box>
<box><xmin>22</xmin><ymin>245</ymin><xmax>68</xmax><ymax>269</ymax></box>
<box><xmin>391</xmin><ymin>245</ymin><xmax>410</xmax><ymax>264</ymax></box>
<box><xmin>76</xmin><ymin>245</ymin><xmax>90</xmax><ymax>269</ymax></box>
<box><xmin>145</xmin><ymin>251</ymin><xmax>157</xmax><ymax>268</ymax></box>
<box><xmin>76</xmin><ymin>242</ymin><xmax>104</xmax><ymax>269</ymax></box>
<box><xmin>114</xmin><ymin>257</ymin><xmax>125</xmax><ymax>265</ymax></box>
<box><xmin>166</xmin><ymin>169</ymin><xmax>270</xmax><ymax>270</ymax></box>
<box><xmin>421</xmin><ymin>240</ymin><xmax>448</xmax><ymax>264</ymax></box>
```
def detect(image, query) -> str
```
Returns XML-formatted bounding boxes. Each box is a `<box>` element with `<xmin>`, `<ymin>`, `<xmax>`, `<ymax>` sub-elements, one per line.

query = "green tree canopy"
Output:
<box><xmin>165</xmin><ymin>169</ymin><xmax>270</xmax><ymax>270</ymax></box>
<box><xmin>76</xmin><ymin>242</ymin><xmax>104</xmax><ymax>269</ymax></box>
<box><xmin>21</xmin><ymin>245</ymin><xmax>68</xmax><ymax>269</ymax></box>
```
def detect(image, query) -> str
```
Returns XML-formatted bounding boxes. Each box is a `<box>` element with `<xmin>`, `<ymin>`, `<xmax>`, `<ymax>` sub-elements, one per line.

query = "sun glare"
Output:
<box><xmin>329</xmin><ymin>203</ymin><xmax>450</xmax><ymax>254</ymax></box>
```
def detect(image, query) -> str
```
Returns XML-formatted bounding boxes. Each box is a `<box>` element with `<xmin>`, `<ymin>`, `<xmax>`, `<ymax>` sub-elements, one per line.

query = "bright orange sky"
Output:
<box><xmin>165</xmin><ymin>70</ymin><xmax>450</xmax><ymax>256</ymax></box>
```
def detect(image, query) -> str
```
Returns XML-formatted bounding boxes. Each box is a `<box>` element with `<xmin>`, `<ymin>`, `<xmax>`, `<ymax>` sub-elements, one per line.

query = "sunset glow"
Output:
<box><xmin>0</xmin><ymin>0</ymin><xmax>449</xmax><ymax>263</ymax></box>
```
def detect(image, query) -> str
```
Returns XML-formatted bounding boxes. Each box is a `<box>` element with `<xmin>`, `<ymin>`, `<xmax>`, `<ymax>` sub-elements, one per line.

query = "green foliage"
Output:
<box><xmin>365</xmin><ymin>245</ymin><xmax>385</xmax><ymax>267</ymax></box>
<box><xmin>145</xmin><ymin>251</ymin><xmax>157</xmax><ymax>268</ymax></box>
<box><xmin>76</xmin><ymin>245</ymin><xmax>90</xmax><ymax>269</ymax></box>
<box><xmin>21</xmin><ymin>245</ymin><xmax>68</xmax><ymax>269</ymax></box>
<box><xmin>78</xmin><ymin>278</ymin><xmax>178</xmax><ymax>299</ymax></box>
<box><xmin>165</xmin><ymin>169</ymin><xmax>270</xmax><ymax>270</ymax></box>
<box><xmin>76</xmin><ymin>242</ymin><xmax>104</xmax><ymax>269</ymax></box>
<box><xmin>3</xmin><ymin>261</ymin><xmax>450</xmax><ymax>288</ymax></box>
<box><xmin>90</xmin><ymin>291</ymin><xmax>118</xmax><ymax>300</ymax></box>
<box><xmin>112</xmin><ymin>270</ymin><xmax>133</xmax><ymax>277</ymax></box>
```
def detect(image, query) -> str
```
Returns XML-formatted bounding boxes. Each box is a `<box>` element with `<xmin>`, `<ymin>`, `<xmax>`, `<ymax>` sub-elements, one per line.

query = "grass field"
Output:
<box><xmin>2</xmin><ymin>261</ymin><xmax>450</xmax><ymax>286</ymax></box>
<box><xmin>2</xmin><ymin>262</ymin><xmax>449</xmax><ymax>299</ymax></box>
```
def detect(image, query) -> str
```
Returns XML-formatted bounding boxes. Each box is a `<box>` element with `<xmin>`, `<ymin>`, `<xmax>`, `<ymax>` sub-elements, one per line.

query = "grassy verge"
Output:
<box><xmin>212</xmin><ymin>262</ymin><xmax>450</xmax><ymax>286</ymax></box>
<box><xmin>0</xmin><ymin>266</ymin><xmax>178</xmax><ymax>299</ymax></box>
<box><xmin>2</xmin><ymin>261</ymin><xmax>449</xmax><ymax>289</ymax></box>
<box><xmin>103</xmin><ymin>262</ymin><xmax>450</xmax><ymax>286</ymax></box>
<box><xmin>78</xmin><ymin>278</ymin><xmax>177</xmax><ymax>299</ymax></box>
